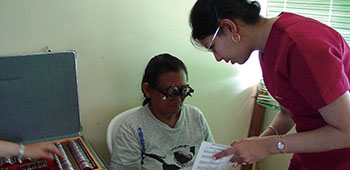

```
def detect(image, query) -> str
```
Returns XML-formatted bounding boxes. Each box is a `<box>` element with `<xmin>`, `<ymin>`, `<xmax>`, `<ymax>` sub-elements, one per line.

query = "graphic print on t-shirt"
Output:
<box><xmin>145</xmin><ymin>145</ymin><xmax>195</xmax><ymax>170</ymax></box>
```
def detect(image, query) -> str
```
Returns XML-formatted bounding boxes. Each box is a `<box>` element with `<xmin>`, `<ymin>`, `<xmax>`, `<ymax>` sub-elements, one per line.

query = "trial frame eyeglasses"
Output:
<box><xmin>152</xmin><ymin>84</ymin><xmax>194</xmax><ymax>100</ymax></box>
<box><xmin>207</xmin><ymin>26</ymin><xmax>221</xmax><ymax>51</ymax></box>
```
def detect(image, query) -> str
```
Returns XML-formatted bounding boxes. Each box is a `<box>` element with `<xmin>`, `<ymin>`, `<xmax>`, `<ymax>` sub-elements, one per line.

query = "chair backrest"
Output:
<box><xmin>106</xmin><ymin>106</ymin><xmax>141</xmax><ymax>154</ymax></box>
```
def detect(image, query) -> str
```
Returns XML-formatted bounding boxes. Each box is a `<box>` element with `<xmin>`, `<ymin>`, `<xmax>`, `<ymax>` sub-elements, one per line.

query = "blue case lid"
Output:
<box><xmin>0</xmin><ymin>51</ymin><xmax>81</xmax><ymax>143</ymax></box>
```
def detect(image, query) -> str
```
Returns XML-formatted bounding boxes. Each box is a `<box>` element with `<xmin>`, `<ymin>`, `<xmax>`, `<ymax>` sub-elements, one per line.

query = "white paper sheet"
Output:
<box><xmin>192</xmin><ymin>141</ymin><xmax>233</xmax><ymax>170</ymax></box>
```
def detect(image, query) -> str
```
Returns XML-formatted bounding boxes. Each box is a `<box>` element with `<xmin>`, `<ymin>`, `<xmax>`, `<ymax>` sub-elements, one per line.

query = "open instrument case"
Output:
<box><xmin>0</xmin><ymin>51</ymin><xmax>107</xmax><ymax>170</ymax></box>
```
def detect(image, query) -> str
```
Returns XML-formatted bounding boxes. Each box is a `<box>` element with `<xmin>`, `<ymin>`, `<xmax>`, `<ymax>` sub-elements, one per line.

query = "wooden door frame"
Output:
<box><xmin>241</xmin><ymin>89</ymin><xmax>267</xmax><ymax>170</ymax></box>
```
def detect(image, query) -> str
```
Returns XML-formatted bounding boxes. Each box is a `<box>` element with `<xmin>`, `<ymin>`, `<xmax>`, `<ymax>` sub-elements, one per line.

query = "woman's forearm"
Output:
<box><xmin>260</xmin><ymin>107</ymin><xmax>295</xmax><ymax>137</ymax></box>
<box><xmin>266</xmin><ymin>92</ymin><xmax>350</xmax><ymax>154</ymax></box>
<box><xmin>267</xmin><ymin>124</ymin><xmax>350</xmax><ymax>154</ymax></box>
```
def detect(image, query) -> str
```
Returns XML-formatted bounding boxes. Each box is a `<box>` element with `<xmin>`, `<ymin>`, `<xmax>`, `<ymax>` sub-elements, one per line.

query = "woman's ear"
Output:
<box><xmin>142</xmin><ymin>82</ymin><xmax>152</xmax><ymax>98</ymax></box>
<box><xmin>220</xmin><ymin>19</ymin><xmax>238</xmax><ymax>34</ymax></box>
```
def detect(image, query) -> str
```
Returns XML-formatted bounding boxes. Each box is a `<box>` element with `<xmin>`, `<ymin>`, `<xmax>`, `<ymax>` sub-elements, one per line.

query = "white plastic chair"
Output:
<box><xmin>106</xmin><ymin>106</ymin><xmax>141</xmax><ymax>154</ymax></box>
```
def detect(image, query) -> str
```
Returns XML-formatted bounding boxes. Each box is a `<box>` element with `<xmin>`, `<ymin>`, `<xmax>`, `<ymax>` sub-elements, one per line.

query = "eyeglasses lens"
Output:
<box><xmin>165</xmin><ymin>86</ymin><xmax>194</xmax><ymax>99</ymax></box>
<box><xmin>167</xmin><ymin>87</ymin><xmax>179</xmax><ymax>99</ymax></box>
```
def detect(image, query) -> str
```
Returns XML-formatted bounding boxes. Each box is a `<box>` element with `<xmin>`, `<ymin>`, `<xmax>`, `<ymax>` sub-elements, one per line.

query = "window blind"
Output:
<box><xmin>267</xmin><ymin>0</ymin><xmax>350</xmax><ymax>44</ymax></box>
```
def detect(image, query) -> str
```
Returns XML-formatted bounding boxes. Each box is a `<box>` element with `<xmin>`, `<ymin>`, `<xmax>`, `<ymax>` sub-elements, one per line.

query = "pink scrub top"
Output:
<box><xmin>260</xmin><ymin>12</ymin><xmax>350</xmax><ymax>170</ymax></box>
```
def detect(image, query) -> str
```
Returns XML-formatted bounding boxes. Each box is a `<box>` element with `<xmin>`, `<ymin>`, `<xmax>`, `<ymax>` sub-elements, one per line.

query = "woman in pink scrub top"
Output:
<box><xmin>189</xmin><ymin>0</ymin><xmax>350</xmax><ymax>169</ymax></box>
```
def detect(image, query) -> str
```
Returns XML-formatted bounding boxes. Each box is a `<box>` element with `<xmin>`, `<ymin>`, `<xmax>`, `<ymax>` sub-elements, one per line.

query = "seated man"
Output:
<box><xmin>110</xmin><ymin>53</ymin><xmax>214</xmax><ymax>170</ymax></box>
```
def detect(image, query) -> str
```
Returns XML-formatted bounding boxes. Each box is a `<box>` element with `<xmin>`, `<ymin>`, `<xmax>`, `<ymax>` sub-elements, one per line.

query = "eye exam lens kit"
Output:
<box><xmin>0</xmin><ymin>51</ymin><xmax>107</xmax><ymax>170</ymax></box>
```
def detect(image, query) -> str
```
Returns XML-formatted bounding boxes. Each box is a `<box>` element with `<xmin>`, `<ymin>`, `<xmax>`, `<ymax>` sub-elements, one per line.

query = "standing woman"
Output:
<box><xmin>189</xmin><ymin>0</ymin><xmax>350</xmax><ymax>169</ymax></box>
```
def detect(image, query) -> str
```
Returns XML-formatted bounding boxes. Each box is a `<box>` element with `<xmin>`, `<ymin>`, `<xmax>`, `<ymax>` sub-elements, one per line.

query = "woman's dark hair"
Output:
<box><xmin>141</xmin><ymin>53</ymin><xmax>188</xmax><ymax>106</ymax></box>
<box><xmin>189</xmin><ymin>0</ymin><xmax>261</xmax><ymax>47</ymax></box>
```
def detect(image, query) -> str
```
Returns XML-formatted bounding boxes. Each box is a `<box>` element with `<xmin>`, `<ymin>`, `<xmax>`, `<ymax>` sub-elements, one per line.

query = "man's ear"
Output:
<box><xmin>142</xmin><ymin>82</ymin><xmax>152</xmax><ymax>98</ymax></box>
<box><xmin>220</xmin><ymin>18</ymin><xmax>238</xmax><ymax>34</ymax></box>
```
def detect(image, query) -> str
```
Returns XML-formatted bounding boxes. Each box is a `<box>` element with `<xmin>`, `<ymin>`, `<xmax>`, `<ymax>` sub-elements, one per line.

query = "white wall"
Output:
<box><xmin>0</xmin><ymin>0</ymin><xmax>293</xmax><ymax>169</ymax></box>
<box><xmin>0</xmin><ymin>0</ymin><xmax>261</xmax><ymax>165</ymax></box>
